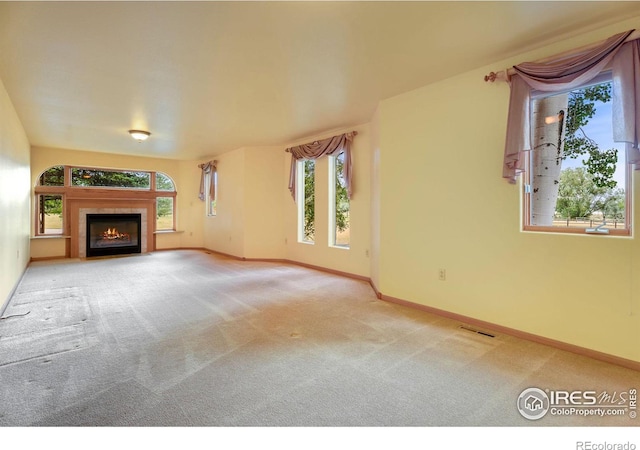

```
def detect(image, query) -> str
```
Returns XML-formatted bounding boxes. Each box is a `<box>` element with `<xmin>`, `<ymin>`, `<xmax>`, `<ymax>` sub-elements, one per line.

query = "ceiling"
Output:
<box><xmin>1</xmin><ymin>1</ymin><xmax>639</xmax><ymax>161</ymax></box>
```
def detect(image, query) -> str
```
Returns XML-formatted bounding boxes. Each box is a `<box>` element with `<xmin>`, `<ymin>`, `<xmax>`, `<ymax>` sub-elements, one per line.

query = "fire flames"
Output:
<box><xmin>101</xmin><ymin>228</ymin><xmax>130</xmax><ymax>240</ymax></box>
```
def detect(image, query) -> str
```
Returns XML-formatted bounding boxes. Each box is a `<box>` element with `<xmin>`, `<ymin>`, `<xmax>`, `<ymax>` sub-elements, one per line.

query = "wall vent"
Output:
<box><xmin>459</xmin><ymin>325</ymin><xmax>495</xmax><ymax>338</ymax></box>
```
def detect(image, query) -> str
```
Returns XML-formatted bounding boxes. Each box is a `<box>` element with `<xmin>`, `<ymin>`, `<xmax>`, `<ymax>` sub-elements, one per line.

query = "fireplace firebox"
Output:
<box><xmin>86</xmin><ymin>213</ymin><xmax>142</xmax><ymax>257</ymax></box>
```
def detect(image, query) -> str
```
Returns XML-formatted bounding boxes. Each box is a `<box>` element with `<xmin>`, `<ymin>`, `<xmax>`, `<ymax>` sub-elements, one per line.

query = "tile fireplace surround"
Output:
<box><xmin>78</xmin><ymin>208</ymin><xmax>148</xmax><ymax>258</ymax></box>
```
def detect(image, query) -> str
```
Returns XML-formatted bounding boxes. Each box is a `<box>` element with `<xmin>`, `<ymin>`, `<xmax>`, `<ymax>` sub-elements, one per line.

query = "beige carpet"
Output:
<box><xmin>0</xmin><ymin>249</ymin><xmax>638</xmax><ymax>426</ymax></box>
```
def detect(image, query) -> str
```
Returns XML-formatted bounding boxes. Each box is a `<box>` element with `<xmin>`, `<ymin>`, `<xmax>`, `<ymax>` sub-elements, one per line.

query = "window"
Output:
<box><xmin>156</xmin><ymin>197</ymin><xmax>174</xmax><ymax>230</ymax></box>
<box><xmin>155</xmin><ymin>172</ymin><xmax>177</xmax><ymax>230</ymax></box>
<box><xmin>37</xmin><ymin>194</ymin><xmax>63</xmax><ymax>235</ymax></box>
<box><xmin>329</xmin><ymin>152</ymin><xmax>350</xmax><ymax>248</ymax></box>
<box><xmin>207</xmin><ymin>171</ymin><xmax>217</xmax><ymax>216</ymax></box>
<box><xmin>71</xmin><ymin>167</ymin><xmax>150</xmax><ymax>189</ymax></box>
<box><xmin>39</xmin><ymin>165</ymin><xmax>64</xmax><ymax>186</ymax></box>
<box><xmin>35</xmin><ymin>166</ymin><xmax>177</xmax><ymax>235</ymax></box>
<box><xmin>523</xmin><ymin>77</ymin><xmax>630</xmax><ymax>235</ymax></box>
<box><xmin>36</xmin><ymin>166</ymin><xmax>65</xmax><ymax>236</ymax></box>
<box><xmin>156</xmin><ymin>172</ymin><xmax>175</xmax><ymax>191</ymax></box>
<box><xmin>298</xmin><ymin>159</ymin><xmax>315</xmax><ymax>243</ymax></box>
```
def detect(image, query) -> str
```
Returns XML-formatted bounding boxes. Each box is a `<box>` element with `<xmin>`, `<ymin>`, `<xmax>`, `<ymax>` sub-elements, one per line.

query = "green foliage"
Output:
<box><xmin>39</xmin><ymin>166</ymin><xmax>64</xmax><ymax>186</ymax></box>
<box><xmin>303</xmin><ymin>160</ymin><xmax>315</xmax><ymax>240</ymax></box>
<box><xmin>600</xmin><ymin>188</ymin><xmax>626</xmax><ymax>221</ymax></box>
<box><xmin>41</xmin><ymin>195</ymin><xmax>62</xmax><ymax>216</ymax></box>
<box><xmin>156</xmin><ymin>172</ymin><xmax>175</xmax><ymax>191</ymax></box>
<box><xmin>563</xmin><ymin>83</ymin><xmax>618</xmax><ymax>189</ymax></box>
<box><xmin>564</xmin><ymin>83</ymin><xmax>611</xmax><ymax>138</ymax></box>
<box><xmin>157</xmin><ymin>197</ymin><xmax>173</xmax><ymax>218</ymax></box>
<box><xmin>556</xmin><ymin>167</ymin><xmax>624</xmax><ymax>220</ymax></box>
<box><xmin>302</xmin><ymin>156</ymin><xmax>350</xmax><ymax>240</ymax></box>
<box><xmin>72</xmin><ymin>168</ymin><xmax>150</xmax><ymax>188</ymax></box>
<box><xmin>335</xmin><ymin>156</ymin><xmax>350</xmax><ymax>233</ymax></box>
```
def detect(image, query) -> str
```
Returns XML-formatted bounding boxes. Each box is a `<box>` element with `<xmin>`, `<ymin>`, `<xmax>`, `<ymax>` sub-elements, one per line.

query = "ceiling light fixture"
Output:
<box><xmin>128</xmin><ymin>130</ymin><xmax>151</xmax><ymax>141</ymax></box>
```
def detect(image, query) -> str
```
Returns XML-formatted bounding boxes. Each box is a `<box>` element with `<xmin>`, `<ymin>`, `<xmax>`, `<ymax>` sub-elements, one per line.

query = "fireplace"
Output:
<box><xmin>86</xmin><ymin>213</ymin><xmax>142</xmax><ymax>257</ymax></box>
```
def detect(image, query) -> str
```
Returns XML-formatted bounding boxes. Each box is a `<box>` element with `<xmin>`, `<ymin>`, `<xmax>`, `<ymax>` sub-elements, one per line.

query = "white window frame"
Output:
<box><xmin>522</xmin><ymin>73</ymin><xmax>632</xmax><ymax>237</ymax></box>
<box><xmin>297</xmin><ymin>159</ymin><xmax>315</xmax><ymax>244</ymax></box>
<box><xmin>328</xmin><ymin>153</ymin><xmax>350</xmax><ymax>249</ymax></box>
<box><xmin>206</xmin><ymin>171</ymin><xmax>217</xmax><ymax>217</ymax></box>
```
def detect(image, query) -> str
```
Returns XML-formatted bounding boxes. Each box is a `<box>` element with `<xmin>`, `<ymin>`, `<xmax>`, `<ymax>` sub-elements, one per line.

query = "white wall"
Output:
<box><xmin>0</xmin><ymin>78</ymin><xmax>31</xmax><ymax>310</ymax></box>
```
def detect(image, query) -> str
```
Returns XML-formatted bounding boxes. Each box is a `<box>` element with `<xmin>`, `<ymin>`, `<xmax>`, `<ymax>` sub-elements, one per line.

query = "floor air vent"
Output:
<box><xmin>459</xmin><ymin>325</ymin><xmax>495</xmax><ymax>338</ymax></box>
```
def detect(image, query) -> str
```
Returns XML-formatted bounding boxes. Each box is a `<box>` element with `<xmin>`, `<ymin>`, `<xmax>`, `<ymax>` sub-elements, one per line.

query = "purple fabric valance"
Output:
<box><xmin>503</xmin><ymin>30</ymin><xmax>637</xmax><ymax>183</ymax></box>
<box><xmin>612</xmin><ymin>39</ymin><xmax>640</xmax><ymax>167</ymax></box>
<box><xmin>286</xmin><ymin>131</ymin><xmax>357</xmax><ymax>201</ymax></box>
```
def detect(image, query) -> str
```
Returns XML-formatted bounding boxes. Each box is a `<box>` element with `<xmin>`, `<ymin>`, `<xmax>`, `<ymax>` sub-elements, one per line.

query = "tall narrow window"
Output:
<box><xmin>156</xmin><ymin>197</ymin><xmax>174</xmax><ymax>230</ymax></box>
<box><xmin>37</xmin><ymin>194</ymin><xmax>63</xmax><ymax>235</ymax></box>
<box><xmin>207</xmin><ymin>171</ymin><xmax>217</xmax><ymax>216</ymax></box>
<box><xmin>36</xmin><ymin>166</ymin><xmax>65</xmax><ymax>236</ymax></box>
<box><xmin>298</xmin><ymin>159</ymin><xmax>315</xmax><ymax>243</ymax></box>
<box><xmin>329</xmin><ymin>152</ymin><xmax>350</xmax><ymax>248</ymax></box>
<box><xmin>155</xmin><ymin>172</ymin><xmax>176</xmax><ymax>230</ymax></box>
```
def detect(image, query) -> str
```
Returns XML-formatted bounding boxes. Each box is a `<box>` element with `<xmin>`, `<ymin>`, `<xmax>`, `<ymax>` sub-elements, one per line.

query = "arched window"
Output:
<box><xmin>36</xmin><ymin>166</ymin><xmax>65</xmax><ymax>234</ymax></box>
<box><xmin>34</xmin><ymin>166</ymin><xmax>178</xmax><ymax>236</ymax></box>
<box><xmin>155</xmin><ymin>172</ymin><xmax>176</xmax><ymax>230</ymax></box>
<box><xmin>156</xmin><ymin>172</ymin><xmax>176</xmax><ymax>191</ymax></box>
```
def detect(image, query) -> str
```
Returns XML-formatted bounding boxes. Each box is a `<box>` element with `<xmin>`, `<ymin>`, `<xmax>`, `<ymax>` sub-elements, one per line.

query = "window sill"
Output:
<box><xmin>31</xmin><ymin>235</ymin><xmax>71</xmax><ymax>239</ymax></box>
<box><xmin>522</xmin><ymin>226</ymin><xmax>631</xmax><ymax>237</ymax></box>
<box><xmin>154</xmin><ymin>230</ymin><xmax>184</xmax><ymax>234</ymax></box>
<box><xmin>329</xmin><ymin>244</ymin><xmax>350</xmax><ymax>250</ymax></box>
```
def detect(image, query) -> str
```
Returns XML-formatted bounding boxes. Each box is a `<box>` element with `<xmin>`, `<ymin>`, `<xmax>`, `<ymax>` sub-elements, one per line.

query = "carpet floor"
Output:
<box><xmin>0</xmin><ymin>249</ymin><xmax>638</xmax><ymax>427</ymax></box>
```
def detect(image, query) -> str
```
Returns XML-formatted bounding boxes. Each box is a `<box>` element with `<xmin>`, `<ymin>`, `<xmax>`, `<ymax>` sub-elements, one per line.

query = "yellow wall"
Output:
<box><xmin>201</xmin><ymin>146</ymin><xmax>286</xmax><ymax>259</ymax></box>
<box><xmin>202</xmin><ymin>147</ymin><xmax>246</xmax><ymax>257</ymax></box>
<box><xmin>370</xmin><ymin>106</ymin><xmax>381</xmax><ymax>289</ymax></box>
<box><xmin>174</xmin><ymin>159</ymin><xmax>205</xmax><ymax>250</ymax></box>
<box><xmin>244</xmin><ymin>147</ymin><xmax>286</xmax><ymax>259</ymax></box>
<box><xmin>0</xmin><ymin>78</ymin><xmax>31</xmax><ymax>310</ymax></box>
<box><xmin>374</xmin><ymin>17</ymin><xmax>640</xmax><ymax>362</ymax></box>
<box><xmin>201</xmin><ymin>125</ymin><xmax>372</xmax><ymax>280</ymax></box>
<box><xmin>283</xmin><ymin>123</ymin><xmax>372</xmax><ymax>278</ymax></box>
<box><xmin>29</xmin><ymin>146</ymin><xmax>204</xmax><ymax>257</ymax></box>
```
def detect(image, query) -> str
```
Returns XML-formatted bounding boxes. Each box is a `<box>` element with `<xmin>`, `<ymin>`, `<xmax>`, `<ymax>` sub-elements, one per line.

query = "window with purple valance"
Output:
<box><xmin>286</xmin><ymin>131</ymin><xmax>357</xmax><ymax>201</ymax></box>
<box><xmin>198</xmin><ymin>160</ymin><xmax>217</xmax><ymax>201</ymax></box>
<box><xmin>502</xmin><ymin>29</ymin><xmax>640</xmax><ymax>183</ymax></box>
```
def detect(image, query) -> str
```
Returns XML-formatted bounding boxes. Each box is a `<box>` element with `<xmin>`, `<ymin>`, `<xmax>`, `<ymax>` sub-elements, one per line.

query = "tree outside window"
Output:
<box><xmin>298</xmin><ymin>160</ymin><xmax>315</xmax><ymax>243</ymax></box>
<box><xmin>526</xmin><ymin>78</ymin><xmax>629</xmax><ymax>233</ymax></box>
<box><xmin>331</xmin><ymin>152</ymin><xmax>350</xmax><ymax>247</ymax></box>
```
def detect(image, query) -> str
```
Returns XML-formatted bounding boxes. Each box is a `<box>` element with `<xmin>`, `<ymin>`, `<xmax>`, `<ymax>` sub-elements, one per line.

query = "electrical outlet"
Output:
<box><xmin>285</xmin><ymin>237</ymin><xmax>288</xmax><ymax>244</ymax></box>
<box><xmin>365</xmin><ymin>249</ymin><xmax>369</xmax><ymax>257</ymax></box>
<box><xmin>438</xmin><ymin>269</ymin><xmax>446</xmax><ymax>281</ymax></box>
